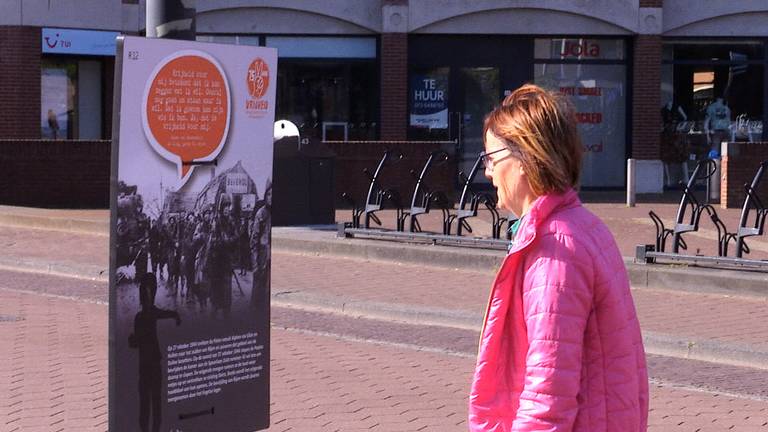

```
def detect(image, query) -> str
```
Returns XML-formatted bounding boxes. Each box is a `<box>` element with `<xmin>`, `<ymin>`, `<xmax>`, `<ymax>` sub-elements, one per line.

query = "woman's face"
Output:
<box><xmin>483</xmin><ymin>130</ymin><xmax>529</xmax><ymax>215</ymax></box>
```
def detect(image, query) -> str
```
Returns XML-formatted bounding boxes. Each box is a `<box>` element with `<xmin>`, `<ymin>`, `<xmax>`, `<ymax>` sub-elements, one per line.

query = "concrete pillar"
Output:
<box><xmin>146</xmin><ymin>0</ymin><xmax>195</xmax><ymax>40</ymax></box>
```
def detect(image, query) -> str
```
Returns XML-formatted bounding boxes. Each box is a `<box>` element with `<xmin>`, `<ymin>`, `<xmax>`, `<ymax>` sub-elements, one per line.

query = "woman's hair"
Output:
<box><xmin>483</xmin><ymin>84</ymin><xmax>582</xmax><ymax>195</ymax></box>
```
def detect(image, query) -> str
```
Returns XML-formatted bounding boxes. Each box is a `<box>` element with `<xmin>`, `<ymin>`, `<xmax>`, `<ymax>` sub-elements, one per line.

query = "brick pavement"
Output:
<box><xmin>272</xmin><ymin>251</ymin><xmax>768</xmax><ymax>350</ymax></box>
<box><xmin>0</xmin><ymin>226</ymin><xmax>107</xmax><ymax>268</ymax></box>
<box><xmin>2</xmin><ymin>287</ymin><xmax>768</xmax><ymax>431</ymax></box>
<box><xmin>0</xmin><ymin>289</ymin><xmax>107</xmax><ymax>432</ymax></box>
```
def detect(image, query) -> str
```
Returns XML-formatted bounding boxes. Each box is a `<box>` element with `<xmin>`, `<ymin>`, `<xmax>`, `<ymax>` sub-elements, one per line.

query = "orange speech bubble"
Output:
<box><xmin>142</xmin><ymin>50</ymin><xmax>230</xmax><ymax>186</ymax></box>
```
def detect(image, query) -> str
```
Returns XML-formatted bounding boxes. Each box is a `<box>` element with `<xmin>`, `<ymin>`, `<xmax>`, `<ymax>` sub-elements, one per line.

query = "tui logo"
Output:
<box><xmin>44</xmin><ymin>33</ymin><xmax>71</xmax><ymax>49</ymax></box>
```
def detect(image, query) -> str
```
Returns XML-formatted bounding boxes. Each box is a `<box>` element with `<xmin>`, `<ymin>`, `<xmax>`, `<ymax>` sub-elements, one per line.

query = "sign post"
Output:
<box><xmin>109</xmin><ymin>35</ymin><xmax>276</xmax><ymax>432</ymax></box>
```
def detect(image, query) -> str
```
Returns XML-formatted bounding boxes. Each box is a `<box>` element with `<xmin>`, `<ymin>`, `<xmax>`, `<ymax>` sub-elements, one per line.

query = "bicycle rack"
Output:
<box><xmin>735</xmin><ymin>161</ymin><xmax>768</xmax><ymax>258</ymax></box>
<box><xmin>341</xmin><ymin>150</ymin><xmax>407</xmax><ymax>231</ymax></box>
<box><xmin>364</xmin><ymin>150</ymin><xmax>408</xmax><ymax>231</ymax></box>
<box><xmin>640</xmin><ymin>159</ymin><xmax>768</xmax><ymax>269</ymax></box>
<box><xmin>408</xmin><ymin>150</ymin><xmax>454</xmax><ymax>234</ymax></box>
<box><xmin>648</xmin><ymin>159</ymin><xmax>718</xmax><ymax>253</ymax></box>
<box><xmin>455</xmin><ymin>152</ymin><xmax>511</xmax><ymax>239</ymax></box>
<box><xmin>340</xmin><ymin>192</ymin><xmax>364</xmax><ymax>229</ymax></box>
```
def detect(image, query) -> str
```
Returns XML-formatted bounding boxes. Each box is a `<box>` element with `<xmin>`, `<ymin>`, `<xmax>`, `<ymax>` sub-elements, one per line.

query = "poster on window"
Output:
<box><xmin>41</xmin><ymin>67</ymin><xmax>71</xmax><ymax>139</ymax></box>
<box><xmin>109</xmin><ymin>35</ymin><xmax>276</xmax><ymax>432</ymax></box>
<box><xmin>410</xmin><ymin>68</ymin><xmax>449</xmax><ymax>129</ymax></box>
<box><xmin>535</xmin><ymin>64</ymin><xmax>627</xmax><ymax>187</ymax></box>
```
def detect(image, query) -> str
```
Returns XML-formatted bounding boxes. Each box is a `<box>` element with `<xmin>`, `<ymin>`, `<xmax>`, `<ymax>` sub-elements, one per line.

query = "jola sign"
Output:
<box><xmin>560</xmin><ymin>41</ymin><xmax>601</xmax><ymax>58</ymax></box>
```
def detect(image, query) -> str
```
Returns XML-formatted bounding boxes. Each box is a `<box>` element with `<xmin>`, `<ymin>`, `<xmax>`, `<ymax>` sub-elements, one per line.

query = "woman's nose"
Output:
<box><xmin>484</xmin><ymin>165</ymin><xmax>493</xmax><ymax>182</ymax></box>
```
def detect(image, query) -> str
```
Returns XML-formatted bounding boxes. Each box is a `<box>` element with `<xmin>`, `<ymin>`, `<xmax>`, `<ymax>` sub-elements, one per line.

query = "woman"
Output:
<box><xmin>469</xmin><ymin>84</ymin><xmax>648</xmax><ymax>431</ymax></box>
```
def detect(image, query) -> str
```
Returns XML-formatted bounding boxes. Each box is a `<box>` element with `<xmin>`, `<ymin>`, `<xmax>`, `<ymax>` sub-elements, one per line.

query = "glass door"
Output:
<box><xmin>458</xmin><ymin>67</ymin><xmax>500</xmax><ymax>185</ymax></box>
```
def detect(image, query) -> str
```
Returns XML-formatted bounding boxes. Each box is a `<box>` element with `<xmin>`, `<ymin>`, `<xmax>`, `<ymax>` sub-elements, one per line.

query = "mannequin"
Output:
<box><xmin>660</xmin><ymin>101</ymin><xmax>688</xmax><ymax>186</ymax></box>
<box><xmin>704</xmin><ymin>97</ymin><xmax>731</xmax><ymax>152</ymax></box>
<box><xmin>662</xmin><ymin>101</ymin><xmax>688</xmax><ymax>124</ymax></box>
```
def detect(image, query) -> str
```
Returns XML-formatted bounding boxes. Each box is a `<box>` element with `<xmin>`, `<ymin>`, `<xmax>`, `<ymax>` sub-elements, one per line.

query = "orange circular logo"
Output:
<box><xmin>246</xmin><ymin>58</ymin><xmax>269</xmax><ymax>100</ymax></box>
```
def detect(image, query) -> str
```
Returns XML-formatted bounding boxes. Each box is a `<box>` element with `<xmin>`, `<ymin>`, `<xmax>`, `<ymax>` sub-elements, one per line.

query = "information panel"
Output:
<box><xmin>109</xmin><ymin>36</ymin><xmax>276</xmax><ymax>432</ymax></box>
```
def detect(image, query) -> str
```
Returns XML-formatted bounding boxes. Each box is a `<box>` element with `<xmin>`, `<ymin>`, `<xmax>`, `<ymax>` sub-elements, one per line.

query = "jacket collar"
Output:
<box><xmin>508</xmin><ymin>189</ymin><xmax>581</xmax><ymax>254</ymax></box>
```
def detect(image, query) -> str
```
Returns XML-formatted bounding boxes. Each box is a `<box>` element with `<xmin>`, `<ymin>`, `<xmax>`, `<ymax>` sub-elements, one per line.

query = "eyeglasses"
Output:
<box><xmin>480</xmin><ymin>147</ymin><xmax>513</xmax><ymax>171</ymax></box>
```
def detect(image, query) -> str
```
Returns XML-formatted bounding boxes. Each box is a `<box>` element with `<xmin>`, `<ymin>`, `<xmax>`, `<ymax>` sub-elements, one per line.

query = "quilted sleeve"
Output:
<box><xmin>512</xmin><ymin>233</ymin><xmax>593</xmax><ymax>431</ymax></box>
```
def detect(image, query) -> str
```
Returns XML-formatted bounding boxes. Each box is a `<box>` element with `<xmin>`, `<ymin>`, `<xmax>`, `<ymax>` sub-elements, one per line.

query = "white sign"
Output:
<box><xmin>42</xmin><ymin>28</ymin><xmax>119</xmax><ymax>56</ymax></box>
<box><xmin>226</xmin><ymin>173</ymin><xmax>250</xmax><ymax>194</ymax></box>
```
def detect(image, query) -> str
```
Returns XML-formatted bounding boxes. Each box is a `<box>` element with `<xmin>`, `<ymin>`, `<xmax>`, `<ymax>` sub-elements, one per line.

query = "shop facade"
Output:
<box><xmin>1</xmin><ymin>1</ymin><xmax>768</xmax><ymax>206</ymax></box>
<box><xmin>40</xmin><ymin>27</ymin><xmax>119</xmax><ymax>140</ymax></box>
<box><xmin>198</xmin><ymin>0</ymin><xmax>768</xmax><ymax>194</ymax></box>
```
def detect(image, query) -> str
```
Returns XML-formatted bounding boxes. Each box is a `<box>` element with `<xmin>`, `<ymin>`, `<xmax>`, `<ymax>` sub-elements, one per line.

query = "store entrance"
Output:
<box><xmin>409</xmin><ymin>36</ymin><xmax>531</xmax><ymax>188</ymax></box>
<box><xmin>408</xmin><ymin>66</ymin><xmax>501</xmax><ymax>185</ymax></box>
<box><xmin>455</xmin><ymin>67</ymin><xmax>500</xmax><ymax>185</ymax></box>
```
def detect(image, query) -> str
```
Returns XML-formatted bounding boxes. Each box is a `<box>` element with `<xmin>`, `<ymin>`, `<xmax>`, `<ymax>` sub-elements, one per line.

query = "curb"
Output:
<box><xmin>642</xmin><ymin>331</ymin><xmax>768</xmax><ymax>371</ymax></box>
<box><xmin>273</xmin><ymin>230</ymin><xmax>505</xmax><ymax>273</ymax></box>
<box><xmin>0</xmin><ymin>248</ymin><xmax>766</xmax><ymax>370</ymax></box>
<box><xmin>272</xmin><ymin>290</ymin><xmax>482</xmax><ymax>331</ymax></box>
<box><xmin>272</xmin><ymin>290</ymin><xmax>768</xmax><ymax>370</ymax></box>
<box><xmin>273</xmin><ymin>228</ymin><xmax>768</xmax><ymax>298</ymax></box>
<box><xmin>0</xmin><ymin>256</ymin><xmax>108</xmax><ymax>282</ymax></box>
<box><xmin>0</xmin><ymin>212</ymin><xmax>108</xmax><ymax>235</ymax></box>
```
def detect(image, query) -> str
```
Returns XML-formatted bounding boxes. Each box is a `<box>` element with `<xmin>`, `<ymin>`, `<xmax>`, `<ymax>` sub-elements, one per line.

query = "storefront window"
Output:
<box><xmin>41</xmin><ymin>58</ymin><xmax>104</xmax><ymax>140</ymax></box>
<box><xmin>535</xmin><ymin>38</ymin><xmax>628</xmax><ymax>188</ymax></box>
<box><xmin>41</xmin><ymin>59</ymin><xmax>77</xmax><ymax>139</ymax></box>
<box><xmin>276</xmin><ymin>62</ymin><xmax>378</xmax><ymax>141</ymax></box>
<box><xmin>196</xmin><ymin>35</ymin><xmax>380</xmax><ymax>141</ymax></box>
<box><xmin>661</xmin><ymin>40</ymin><xmax>765</xmax><ymax>180</ymax></box>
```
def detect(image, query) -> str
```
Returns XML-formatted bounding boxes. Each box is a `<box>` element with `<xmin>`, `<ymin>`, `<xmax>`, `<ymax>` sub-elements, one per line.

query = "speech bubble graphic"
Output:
<box><xmin>142</xmin><ymin>50</ymin><xmax>231</xmax><ymax>188</ymax></box>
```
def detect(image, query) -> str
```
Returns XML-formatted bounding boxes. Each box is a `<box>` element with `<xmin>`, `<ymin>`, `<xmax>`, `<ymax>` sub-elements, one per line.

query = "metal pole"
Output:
<box><xmin>626</xmin><ymin>158</ymin><xmax>636</xmax><ymax>207</ymax></box>
<box><xmin>710</xmin><ymin>157</ymin><xmax>721</xmax><ymax>203</ymax></box>
<box><xmin>146</xmin><ymin>0</ymin><xmax>196</xmax><ymax>40</ymax></box>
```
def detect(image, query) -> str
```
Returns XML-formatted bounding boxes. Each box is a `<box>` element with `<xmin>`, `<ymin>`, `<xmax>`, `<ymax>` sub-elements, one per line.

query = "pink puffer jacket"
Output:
<box><xmin>469</xmin><ymin>190</ymin><xmax>648</xmax><ymax>431</ymax></box>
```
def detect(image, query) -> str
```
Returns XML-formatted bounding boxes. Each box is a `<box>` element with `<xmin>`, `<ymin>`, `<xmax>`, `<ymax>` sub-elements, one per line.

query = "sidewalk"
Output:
<box><xmin>3</xmin><ymin>280</ymin><xmax>768</xmax><ymax>431</ymax></box>
<box><xmin>0</xmin><ymin>202</ymin><xmax>767</xmax><ymax>369</ymax></box>
<box><xmin>2</xmin><ymin>202</ymin><xmax>768</xmax><ymax>431</ymax></box>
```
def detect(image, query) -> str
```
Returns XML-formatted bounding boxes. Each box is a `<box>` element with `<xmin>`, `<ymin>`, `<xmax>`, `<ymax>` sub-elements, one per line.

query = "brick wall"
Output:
<box><xmin>0</xmin><ymin>140</ymin><xmax>110</xmax><ymax>208</ymax></box>
<box><xmin>0</xmin><ymin>26</ymin><xmax>41</xmax><ymax>139</ymax></box>
<box><xmin>327</xmin><ymin>141</ymin><xmax>457</xmax><ymax>211</ymax></box>
<box><xmin>632</xmin><ymin>35</ymin><xmax>662</xmax><ymax>160</ymax></box>
<box><xmin>720</xmin><ymin>142</ymin><xmax>768</xmax><ymax>209</ymax></box>
<box><xmin>380</xmin><ymin>33</ymin><xmax>408</xmax><ymax>141</ymax></box>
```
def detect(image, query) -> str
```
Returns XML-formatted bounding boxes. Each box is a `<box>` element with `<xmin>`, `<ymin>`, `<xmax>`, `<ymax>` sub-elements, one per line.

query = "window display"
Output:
<box><xmin>535</xmin><ymin>64</ymin><xmax>627</xmax><ymax>187</ymax></box>
<box><xmin>197</xmin><ymin>35</ymin><xmax>380</xmax><ymax>141</ymax></box>
<box><xmin>276</xmin><ymin>62</ymin><xmax>378</xmax><ymax>141</ymax></box>
<box><xmin>41</xmin><ymin>60</ymin><xmax>77</xmax><ymax>139</ymax></box>
<box><xmin>534</xmin><ymin>38</ymin><xmax>628</xmax><ymax>188</ymax></box>
<box><xmin>41</xmin><ymin>58</ymin><xmax>104</xmax><ymax>140</ymax></box>
<box><xmin>661</xmin><ymin>40</ymin><xmax>765</xmax><ymax>185</ymax></box>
